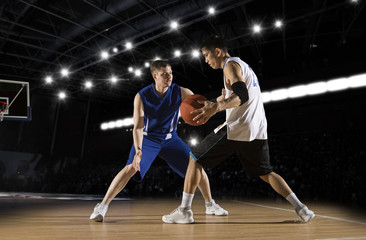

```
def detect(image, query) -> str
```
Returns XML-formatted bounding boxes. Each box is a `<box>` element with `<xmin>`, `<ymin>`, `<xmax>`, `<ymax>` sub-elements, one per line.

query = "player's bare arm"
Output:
<box><xmin>218</xmin><ymin>61</ymin><xmax>247</xmax><ymax>109</ymax></box>
<box><xmin>132</xmin><ymin>93</ymin><xmax>144</xmax><ymax>171</ymax></box>
<box><xmin>192</xmin><ymin>62</ymin><xmax>246</xmax><ymax>124</ymax></box>
<box><xmin>180</xmin><ymin>87</ymin><xmax>194</xmax><ymax>101</ymax></box>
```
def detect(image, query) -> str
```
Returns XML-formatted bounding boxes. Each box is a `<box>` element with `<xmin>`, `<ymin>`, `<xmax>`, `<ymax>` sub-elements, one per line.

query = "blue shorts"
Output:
<box><xmin>126</xmin><ymin>132</ymin><xmax>191</xmax><ymax>182</ymax></box>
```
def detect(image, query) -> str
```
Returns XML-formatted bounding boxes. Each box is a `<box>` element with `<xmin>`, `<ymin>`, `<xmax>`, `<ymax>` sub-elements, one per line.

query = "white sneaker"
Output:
<box><xmin>295</xmin><ymin>204</ymin><xmax>315</xmax><ymax>223</ymax></box>
<box><xmin>90</xmin><ymin>203</ymin><xmax>108</xmax><ymax>222</ymax></box>
<box><xmin>205</xmin><ymin>199</ymin><xmax>228</xmax><ymax>216</ymax></box>
<box><xmin>162</xmin><ymin>207</ymin><xmax>194</xmax><ymax>224</ymax></box>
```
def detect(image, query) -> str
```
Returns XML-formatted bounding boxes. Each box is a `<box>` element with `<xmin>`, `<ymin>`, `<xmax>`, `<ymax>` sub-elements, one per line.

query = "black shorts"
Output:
<box><xmin>190</xmin><ymin>128</ymin><xmax>273</xmax><ymax>178</ymax></box>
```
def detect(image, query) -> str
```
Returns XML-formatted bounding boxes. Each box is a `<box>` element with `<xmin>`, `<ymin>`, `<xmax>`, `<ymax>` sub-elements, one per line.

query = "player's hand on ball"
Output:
<box><xmin>192</xmin><ymin>100</ymin><xmax>218</xmax><ymax>124</ymax></box>
<box><xmin>132</xmin><ymin>150</ymin><xmax>142</xmax><ymax>171</ymax></box>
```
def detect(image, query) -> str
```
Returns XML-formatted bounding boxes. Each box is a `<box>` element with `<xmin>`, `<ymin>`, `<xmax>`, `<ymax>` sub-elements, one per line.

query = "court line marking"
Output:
<box><xmin>0</xmin><ymin>192</ymin><xmax>131</xmax><ymax>201</ymax></box>
<box><xmin>314</xmin><ymin>238</ymin><xmax>366</xmax><ymax>240</ymax></box>
<box><xmin>233</xmin><ymin>200</ymin><xmax>366</xmax><ymax>226</ymax></box>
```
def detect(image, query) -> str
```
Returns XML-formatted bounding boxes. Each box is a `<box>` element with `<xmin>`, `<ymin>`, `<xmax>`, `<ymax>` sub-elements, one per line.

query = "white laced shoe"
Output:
<box><xmin>90</xmin><ymin>203</ymin><xmax>108</xmax><ymax>222</ymax></box>
<box><xmin>162</xmin><ymin>207</ymin><xmax>194</xmax><ymax>224</ymax></box>
<box><xmin>205</xmin><ymin>199</ymin><xmax>228</xmax><ymax>216</ymax></box>
<box><xmin>295</xmin><ymin>204</ymin><xmax>315</xmax><ymax>223</ymax></box>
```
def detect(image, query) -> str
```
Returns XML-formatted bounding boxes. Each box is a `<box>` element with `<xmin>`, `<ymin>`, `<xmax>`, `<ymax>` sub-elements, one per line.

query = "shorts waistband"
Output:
<box><xmin>143</xmin><ymin>131</ymin><xmax>177</xmax><ymax>140</ymax></box>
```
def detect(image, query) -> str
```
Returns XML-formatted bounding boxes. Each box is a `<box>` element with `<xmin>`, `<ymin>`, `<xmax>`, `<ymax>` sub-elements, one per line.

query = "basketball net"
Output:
<box><xmin>0</xmin><ymin>103</ymin><xmax>8</xmax><ymax>122</ymax></box>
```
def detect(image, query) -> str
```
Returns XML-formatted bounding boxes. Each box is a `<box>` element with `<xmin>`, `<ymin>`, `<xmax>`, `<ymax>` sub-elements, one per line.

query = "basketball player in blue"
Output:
<box><xmin>163</xmin><ymin>36</ymin><xmax>315</xmax><ymax>224</ymax></box>
<box><xmin>90</xmin><ymin>60</ymin><xmax>227</xmax><ymax>222</ymax></box>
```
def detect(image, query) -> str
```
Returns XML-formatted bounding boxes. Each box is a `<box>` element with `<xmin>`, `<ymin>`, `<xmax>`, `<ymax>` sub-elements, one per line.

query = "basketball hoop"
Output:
<box><xmin>0</xmin><ymin>84</ymin><xmax>25</xmax><ymax>121</ymax></box>
<box><xmin>0</xmin><ymin>101</ymin><xmax>8</xmax><ymax>122</ymax></box>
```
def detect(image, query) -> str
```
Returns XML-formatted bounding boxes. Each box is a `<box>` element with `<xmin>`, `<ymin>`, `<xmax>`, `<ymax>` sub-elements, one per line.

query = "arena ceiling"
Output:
<box><xmin>0</xmin><ymin>0</ymin><xmax>365</xmax><ymax>103</ymax></box>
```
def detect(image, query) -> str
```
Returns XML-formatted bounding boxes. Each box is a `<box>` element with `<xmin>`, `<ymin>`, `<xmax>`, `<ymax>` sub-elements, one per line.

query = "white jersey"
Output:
<box><xmin>223</xmin><ymin>57</ymin><xmax>268</xmax><ymax>141</ymax></box>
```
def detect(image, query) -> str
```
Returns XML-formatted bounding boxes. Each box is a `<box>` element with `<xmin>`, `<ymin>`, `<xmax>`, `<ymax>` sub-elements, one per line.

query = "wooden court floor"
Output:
<box><xmin>1</xmin><ymin>193</ymin><xmax>366</xmax><ymax>240</ymax></box>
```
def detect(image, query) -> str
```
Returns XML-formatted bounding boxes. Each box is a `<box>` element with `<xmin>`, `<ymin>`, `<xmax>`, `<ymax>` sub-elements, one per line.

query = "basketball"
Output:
<box><xmin>180</xmin><ymin>94</ymin><xmax>207</xmax><ymax>126</ymax></box>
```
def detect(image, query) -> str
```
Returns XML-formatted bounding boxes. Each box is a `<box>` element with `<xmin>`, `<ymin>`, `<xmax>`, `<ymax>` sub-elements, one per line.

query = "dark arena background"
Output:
<box><xmin>0</xmin><ymin>0</ymin><xmax>366</xmax><ymax>239</ymax></box>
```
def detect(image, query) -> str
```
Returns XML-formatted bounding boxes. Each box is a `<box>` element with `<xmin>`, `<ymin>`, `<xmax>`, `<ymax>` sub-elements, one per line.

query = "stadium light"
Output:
<box><xmin>192</xmin><ymin>50</ymin><xmax>200</xmax><ymax>58</ymax></box>
<box><xmin>45</xmin><ymin>76</ymin><xmax>53</xmax><ymax>84</ymax></box>
<box><xmin>253</xmin><ymin>24</ymin><xmax>262</xmax><ymax>33</ymax></box>
<box><xmin>174</xmin><ymin>50</ymin><xmax>181</xmax><ymax>57</ymax></box>
<box><xmin>100</xmin><ymin>50</ymin><xmax>109</xmax><ymax>60</ymax></box>
<box><xmin>125</xmin><ymin>42</ymin><xmax>133</xmax><ymax>50</ymax></box>
<box><xmin>84</xmin><ymin>80</ymin><xmax>93</xmax><ymax>89</ymax></box>
<box><xmin>170</xmin><ymin>21</ymin><xmax>179</xmax><ymax>30</ymax></box>
<box><xmin>110</xmin><ymin>76</ymin><xmax>118</xmax><ymax>83</ymax></box>
<box><xmin>58</xmin><ymin>91</ymin><xmax>66</xmax><ymax>100</ymax></box>
<box><xmin>190</xmin><ymin>138</ymin><xmax>198</xmax><ymax>146</ymax></box>
<box><xmin>275</xmin><ymin>20</ymin><xmax>283</xmax><ymax>28</ymax></box>
<box><xmin>60</xmin><ymin>68</ymin><xmax>70</xmax><ymax>77</ymax></box>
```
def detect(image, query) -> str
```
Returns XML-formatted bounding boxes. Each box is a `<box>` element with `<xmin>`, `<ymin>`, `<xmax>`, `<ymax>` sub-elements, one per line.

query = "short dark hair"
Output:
<box><xmin>150</xmin><ymin>60</ymin><xmax>171</xmax><ymax>74</ymax></box>
<box><xmin>200</xmin><ymin>36</ymin><xmax>228</xmax><ymax>53</ymax></box>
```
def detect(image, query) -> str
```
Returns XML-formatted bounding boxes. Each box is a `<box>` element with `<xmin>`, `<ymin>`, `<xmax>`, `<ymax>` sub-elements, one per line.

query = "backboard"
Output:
<box><xmin>0</xmin><ymin>79</ymin><xmax>31</xmax><ymax>121</ymax></box>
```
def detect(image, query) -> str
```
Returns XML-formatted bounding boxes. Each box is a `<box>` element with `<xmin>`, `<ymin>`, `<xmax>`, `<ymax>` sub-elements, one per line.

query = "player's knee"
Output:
<box><xmin>260</xmin><ymin>172</ymin><xmax>273</xmax><ymax>182</ymax></box>
<box><xmin>260</xmin><ymin>172</ymin><xmax>278</xmax><ymax>183</ymax></box>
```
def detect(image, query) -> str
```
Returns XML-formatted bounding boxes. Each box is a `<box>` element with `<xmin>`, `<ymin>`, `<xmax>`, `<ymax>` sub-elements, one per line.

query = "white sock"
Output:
<box><xmin>180</xmin><ymin>192</ymin><xmax>194</xmax><ymax>209</ymax></box>
<box><xmin>286</xmin><ymin>193</ymin><xmax>302</xmax><ymax>209</ymax></box>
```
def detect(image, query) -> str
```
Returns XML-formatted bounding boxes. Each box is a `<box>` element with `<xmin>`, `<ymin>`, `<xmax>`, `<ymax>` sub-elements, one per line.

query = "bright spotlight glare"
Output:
<box><xmin>190</xmin><ymin>138</ymin><xmax>198</xmax><ymax>146</ymax></box>
<box><xmin>326</xmin><ymin>78</ymin><xmax>348</xmax><ymax>92</ymax></box>
<box><xmin>101</xmin><ymin>117</ymin><xmax>134</xmax><ymax>131</ymax></box>
<box><xmin>275</xmin><ymin>20</ymin><xmax>283</xmax><ymax>28</ymax></box>
<box><xmin>115</xmin><ymin>120</ymin><xmax>123</xmax><ymax>127</ymax></box>
<box><xmin>307</xmin><ymin>82</ymin><xmax>327</xmax><ymax>95</ymax></box>
<box><xmin>144</xmin><ymin>62</ymin><xmax>150</xmax><ymax>68</ymax></box>
<box><xmin>58</xmin><ymin>91</ymin><xmax>66</xmax><ymax>99</ymax></box>
<box><xmin>60</xmin><ymin>68</ymin><xmax>69</xmax><ymax>77</ymax></box>
<box><xmin>154</xmin><ymin>56</ymin><xmax>161</xmax><ymax>61</ymax></box>
<box><xmin>101</xmin><ymin>123</ymin><xmax>109</xmax><ymax>130</ymax></box>
<box><xmin>253</xmin><ymin>24</ymin><xmax>261</xmax><ymax>33</ymax></box>
<box><xmin>128</xmin><ymin>67</ymin><xmax>134</xmax><ymax>72</ymax></box>
<box><xmin>125</xmin><ymin>42</ymin><xmax>133</xmax><ymax>49</ymax></box>
<box><xmin>192</xmin><ymin>50</ymin><xmax>200</xmax><ymax>58</ymax></box>
<box><xmin>170</xmin><ymin>21</ymin><xmax>178</xmax><ymax>29</ymax></box>
<box><xmin>112</xmin><ymin>47</ymin><xmax>118</xmax><ymax>53</ymax></box>
<box><xmin>261</xmin><ymin>92</ymin><xmax>271</xmax><ymax>103</ymax></box>
<box><xmin>45</xmin><ymin>76</ymin><xmax>53</xmax><ymax>84</ymax></box>
<box><xmin>101</xmin><ymin>50</ymin><xmax>109</xmax><ymax>59</ymax></box>
<box><xmin>208</xmin><ymin>7</ymin><xmax>215</xmax><ymax>15</ymax></box>
<box><xmin>288</xmin><ymin>85</ymin><xmax>307</xmax><ymax>98</ymax></box>
<box><xmin>85</xmin><ymin>81</ymin><xmax>93</xmax><ymax>89</ymax></box>
<box><xmin>349</xmin><ymin>73</ymin><xmax>366</xmax><ymax>88</ymax></box>
<box><xmin>270</xmin><ymin>88</ymin><xmax>288</xmax><ymax>101</ymax></box>
<box><xmin>134</xmin><ymin>69</ymin><xmax>142</xmax><ymax>77</ymax></box>
<box><xmin>110</xmin><ymin>76</ymin><xmax>118</xmax><ymax>83</ymax></box>
<box><xmin>174</xmin><ymin>50</ymin><xmax>181</xmax><ymax>57</ymax></box>
<box><xmin>108</xmin><ymin>121</ymin><xmax>116</xmax><ymax>129</ymax></box>
<box><xmin>122</xmin><ymin>117</ymin><xmax>134</xmax><ymax>126</ymax></box>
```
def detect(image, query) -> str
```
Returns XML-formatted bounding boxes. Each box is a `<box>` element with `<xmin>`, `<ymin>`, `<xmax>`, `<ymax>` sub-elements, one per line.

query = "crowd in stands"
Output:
<box><xmin>1</xmin><ymin>129</ymin><xmax>365</xmax><ymax>209</ymax></box>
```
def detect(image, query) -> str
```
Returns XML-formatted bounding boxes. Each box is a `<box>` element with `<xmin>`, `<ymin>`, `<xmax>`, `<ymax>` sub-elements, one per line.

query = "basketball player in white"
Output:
<box><xmin>162</xmin><ymin>36</ymin><xmax>315</xmax><ymax>224</ymax></box>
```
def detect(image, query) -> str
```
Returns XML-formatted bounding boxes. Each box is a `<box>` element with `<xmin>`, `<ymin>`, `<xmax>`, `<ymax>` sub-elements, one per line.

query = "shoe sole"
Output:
<box><xmin>90</xmin><ymin>214</ymin><xmax>104</xmax><ymax>222</ymax></box>
<box><xmin>303</xmin><ymin>213</ymin><xmax>315</xmax><ymax>223</ymax></box>
<box><xmin>162</xmin><ymin>216</ymin><xmax>194</xmax><ymax>224</ymax></box>
<box><xmin>205</xmin><ymin>211</ymin><xmax>229</xmax><ymax>216</ymax></box>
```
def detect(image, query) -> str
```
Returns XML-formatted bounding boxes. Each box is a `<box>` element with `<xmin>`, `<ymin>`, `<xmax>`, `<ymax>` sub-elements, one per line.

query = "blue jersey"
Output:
<box><xmin>138</xmin><ymin>83</ymin><xmax>181</xmax><ymax>137</ymax></box>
